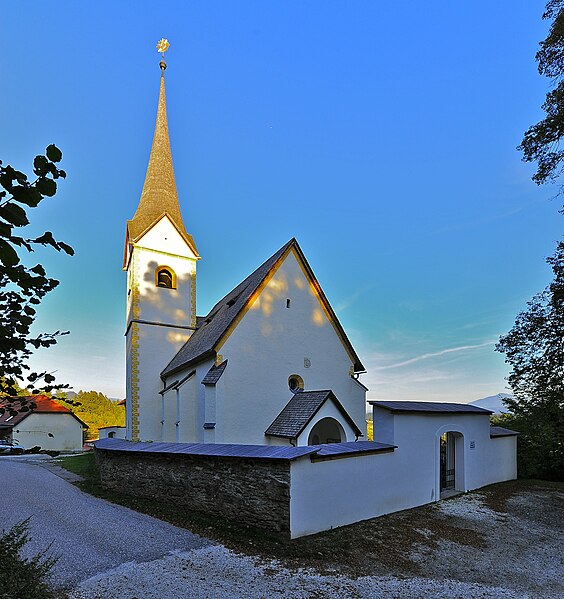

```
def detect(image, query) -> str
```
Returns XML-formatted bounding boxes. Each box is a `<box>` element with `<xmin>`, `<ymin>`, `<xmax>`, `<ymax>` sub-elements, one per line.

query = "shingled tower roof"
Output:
<box><xmin>127</xmin><ymin>65</ymin><xmax>198</xmax><ymax>256</ymax></box>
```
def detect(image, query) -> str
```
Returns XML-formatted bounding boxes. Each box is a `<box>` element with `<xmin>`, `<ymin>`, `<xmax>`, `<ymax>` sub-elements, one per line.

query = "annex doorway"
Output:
<box><xmin>440</xmin><ymin>431</ymin><xmax>464</xmax><ymax>497</ymax></box>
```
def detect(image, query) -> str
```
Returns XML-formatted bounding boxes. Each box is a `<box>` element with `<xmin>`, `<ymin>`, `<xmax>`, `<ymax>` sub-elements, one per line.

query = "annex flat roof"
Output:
<box><xmin>369</xmin><ymin>400</ymin><xmax>493</xmax><ymax>415</ymax></box>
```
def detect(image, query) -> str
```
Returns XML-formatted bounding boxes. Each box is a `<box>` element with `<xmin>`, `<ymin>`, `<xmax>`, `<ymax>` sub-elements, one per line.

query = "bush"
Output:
<box><xmin>0</xmin><ymin>518</ymin><xmax>59</xmax><ymax>599</ymax></box>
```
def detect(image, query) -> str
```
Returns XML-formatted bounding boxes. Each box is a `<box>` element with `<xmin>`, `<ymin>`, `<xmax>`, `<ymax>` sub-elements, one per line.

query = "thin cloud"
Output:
<box><xmin>373</xmin><ymin>341</ymin><xmax>495</xmax><ymax>371</ymax></box>
<box><xmin>335</xmin><ymin>286</ymin><xmax>372</xmax><ymax>313</ymax></box>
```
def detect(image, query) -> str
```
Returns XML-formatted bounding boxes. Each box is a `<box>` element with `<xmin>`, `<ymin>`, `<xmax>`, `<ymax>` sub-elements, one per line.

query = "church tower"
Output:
<box><xmin>124</xmin><ymin>40</ymin><xmax>200</xmax><ymax>441</ymax></box>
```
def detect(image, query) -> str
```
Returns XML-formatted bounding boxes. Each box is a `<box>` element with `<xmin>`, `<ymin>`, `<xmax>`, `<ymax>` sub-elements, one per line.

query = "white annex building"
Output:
<box><xmin>100</xmin><ymin>49</ymin><xmax>518</xmax><ymax>538</ymax></box>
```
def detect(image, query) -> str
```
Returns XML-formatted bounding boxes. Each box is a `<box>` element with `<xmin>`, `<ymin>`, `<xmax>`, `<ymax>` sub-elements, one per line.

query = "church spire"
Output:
<box><xmin>127</xmin><ymin>39</ymin><xmax>198</xmax><ymax>255</ymax></box>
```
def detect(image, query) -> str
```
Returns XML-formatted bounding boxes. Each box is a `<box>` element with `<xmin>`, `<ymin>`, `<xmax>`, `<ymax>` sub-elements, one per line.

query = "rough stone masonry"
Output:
<box><xmin>95</xmin><ymin>448</ymin><xmax>291</xmax><ymax>534</ymax></box>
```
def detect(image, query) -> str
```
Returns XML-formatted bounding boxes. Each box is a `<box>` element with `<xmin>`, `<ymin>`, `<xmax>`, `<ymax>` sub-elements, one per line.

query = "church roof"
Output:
<box><xmin>127</xmin><ymin>69</ymin><xmax>198</xmax><ymax>257</ymax></box>
<box><xmin>161</xmin><ymin>238</ymin><xmax>365</xmax><ymax>378</ymax></box>
<box><xmin>201</xmin><ymin>361</ymin><xmax>228</xmax><ymax>385</ymax></box>
<box><xmin>265</xmin><ymin>390</ymin><xmax>363</xmax><ymax>439</ymax></box>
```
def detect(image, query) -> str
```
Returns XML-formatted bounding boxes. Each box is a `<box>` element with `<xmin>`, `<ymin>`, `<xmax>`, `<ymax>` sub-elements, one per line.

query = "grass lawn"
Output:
<box><xmin>56</xmin><ymin>452</ymin><xmax>564</xmax><ymax>580</ymax></box>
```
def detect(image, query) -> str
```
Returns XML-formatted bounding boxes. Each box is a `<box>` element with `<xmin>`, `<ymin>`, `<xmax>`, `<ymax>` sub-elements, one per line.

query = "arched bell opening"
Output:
<box><xmin>155</xmin><ymin>266</ymin><xmax>176</xmax><ymax>289</ymax></box>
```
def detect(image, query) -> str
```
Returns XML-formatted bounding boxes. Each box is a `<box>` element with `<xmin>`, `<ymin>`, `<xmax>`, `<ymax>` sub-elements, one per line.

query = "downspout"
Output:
<box><xmin>175</xmin><ymin>388</ymin><xmax>180</xmax><ymax>443</ymax></box>
<box><xmin>161</xmin><ymin>395</ymin><xmax>165</xmax><ymax>442</ymax></box>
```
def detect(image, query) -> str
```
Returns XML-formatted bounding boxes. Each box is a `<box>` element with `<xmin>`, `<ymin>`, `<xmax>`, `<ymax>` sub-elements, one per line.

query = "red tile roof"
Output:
<box><xmin>0</xmin><ymin>395</ymin><xmax>88</xmax><ymax>428</ymax></box>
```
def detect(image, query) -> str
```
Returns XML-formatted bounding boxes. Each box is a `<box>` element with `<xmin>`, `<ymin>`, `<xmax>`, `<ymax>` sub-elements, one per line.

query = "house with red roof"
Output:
<box><xmin>0</xmin><ymin>395</ymin><xmax>87</xmax><ymax>452</ymax></box>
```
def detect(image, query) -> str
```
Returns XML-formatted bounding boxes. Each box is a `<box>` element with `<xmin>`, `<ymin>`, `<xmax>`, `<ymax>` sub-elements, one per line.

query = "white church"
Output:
<box><xmin>122</xmin><ymin>52</ymin><xmax>367</xmax><ymax>448</ymax></box>
<box><xmin>97</xmin><ymin>45</ymin><xmax>518</xmax><ymax>538</ymax></box>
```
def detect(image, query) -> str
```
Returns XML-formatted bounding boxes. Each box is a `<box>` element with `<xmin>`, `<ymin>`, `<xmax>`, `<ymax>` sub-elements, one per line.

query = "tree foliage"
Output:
<box><xmin>519</xmin><ymin>2</ymin><xmax>564</xmax><ymax>189</ymax></box>
<box><xmin>0</xmin><ymin>146</ymin><xmax>73</xmax><ymax>402</ymax></box>
<box><xmin>57</xmin><ymin>391</ymin><xmax>125</xmax><ymax>440</ymax></box>
<box><xmin>496</xmin><ymin>241</ymin><xmax>564</xmax><ymax>480</ymax></box>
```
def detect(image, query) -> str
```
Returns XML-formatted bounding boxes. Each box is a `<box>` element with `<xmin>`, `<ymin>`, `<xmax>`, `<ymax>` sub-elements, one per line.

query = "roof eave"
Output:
<box><xmin>127</xmin><ymin>214</ymin><xmax>201</xmax><ymax>259</ymax></box>
<box><xmin>161</xmin><ymin>349</ymin><xmax>215</xmax><ymax>380</ymax></box>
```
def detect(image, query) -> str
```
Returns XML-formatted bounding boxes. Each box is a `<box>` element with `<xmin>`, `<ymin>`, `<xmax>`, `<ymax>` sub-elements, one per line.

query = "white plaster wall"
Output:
<box><xmin>290</xmin><ymin>412</ymin><xmax>517</xmax><ymax>538</ymax></box>
<box><xmin>13</xmin><ymin>414</ymin><xmax>83</xmax><ymax>451</ymax></box>
<box><xmin>216</xmin><ymin>249</ymin><xmax>366</xmax><ymax>445</ymax></box>
<box><xmin>161</xmin><ymin>358</ymin><xmax>214</xmax><ymax>443</ymax></box>
<box><xmin>98</xmin><ymin>427</ymin><xmax>126</xmax><ymax>440</ymax></box>
<box><xmin>483</xmin><ymin>436</ymin><xmax>518</xmax><ymax>485</ymax></box>
<box><xmin>290</xmin><ymin>450</ymin><xmax>426</xmax><ymax>538</ymax></box>
<box><xmin>136</xmin><ymin>216</ymin><xmax>199</xmax><ymax>260</ymax></box>
<box><xmin>386</xmin><ymin>413</ymin><xmax>517</xmax><ymax>496</ymax></box>
<box><xmin>135</xmin><ymin>325</ymin><xmax>191</xmax><ymax>441</ymax></box>
<box><xmin>125</xmin><ymin>217</ymin><xmax>196</xmax><ymax>442</ymax></box>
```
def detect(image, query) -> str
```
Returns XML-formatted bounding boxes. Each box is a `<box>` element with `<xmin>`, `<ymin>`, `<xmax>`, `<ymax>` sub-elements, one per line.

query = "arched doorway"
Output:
<box><xmin>439</xmin><ymin>431</ymin><xmax>464</xmax><ymax>497</ymax></box>
<box><xmin>308</xmin><ymin>417</ymin><xmax>345</xmax><ymax>445</ymax></box>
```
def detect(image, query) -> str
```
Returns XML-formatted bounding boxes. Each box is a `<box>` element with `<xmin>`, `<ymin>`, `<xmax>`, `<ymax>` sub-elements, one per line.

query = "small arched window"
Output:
<box><xmin>155</xmin><ymin>266</ymin><xmax>176</xmax><ymax>289</ymax></box>
<box><xmin>288</xmin><ymin>374</ymin><xmax>304</xmax><ymax>393</ymax></box>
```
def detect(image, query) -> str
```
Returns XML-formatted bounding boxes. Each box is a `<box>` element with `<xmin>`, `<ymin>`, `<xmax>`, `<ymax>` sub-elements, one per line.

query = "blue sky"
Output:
<box><xmin>1</xmin><ymin>1</ymin><xmax>561</xmax><ymax>401</ymax></box>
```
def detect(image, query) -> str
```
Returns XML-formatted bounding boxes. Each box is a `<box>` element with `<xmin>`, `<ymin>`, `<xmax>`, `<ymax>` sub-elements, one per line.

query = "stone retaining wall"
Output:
<box><xmin>95</xmin><ymin>448</ymin><xmax>291</xmax><ymax>534</ymax></box>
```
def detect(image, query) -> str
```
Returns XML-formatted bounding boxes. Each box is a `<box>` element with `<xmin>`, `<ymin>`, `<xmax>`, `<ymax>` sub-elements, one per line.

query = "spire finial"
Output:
<box><xmin>156</xmin><ymin>38</ymin><xmax>170</xmax><ymax>73</ymax></box>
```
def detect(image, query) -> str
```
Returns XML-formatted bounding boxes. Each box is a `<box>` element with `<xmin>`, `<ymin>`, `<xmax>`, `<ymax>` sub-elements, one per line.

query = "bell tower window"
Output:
<box><xmin>155</xmin><ymin>266</ymin><xmax>176</xmax><ymax>289</ymax></box>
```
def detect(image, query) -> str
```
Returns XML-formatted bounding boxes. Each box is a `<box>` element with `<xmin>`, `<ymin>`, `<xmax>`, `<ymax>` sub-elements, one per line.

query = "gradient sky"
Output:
<box><xmin>1</xmin><ymin>1</ymin><xmax>561</xmax><ymax>401</ymax></box>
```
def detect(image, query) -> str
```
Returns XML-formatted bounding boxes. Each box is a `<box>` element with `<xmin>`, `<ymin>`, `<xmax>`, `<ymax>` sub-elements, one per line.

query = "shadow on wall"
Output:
<box><xmin>248</xmin><ymin>267</ymin><xmax>328</xmax><ymax>339</ymax></box>
<box><xmin>137</xmin><ymin>260</ymin><xmax>191</xmax><ymax>323</ymax></box>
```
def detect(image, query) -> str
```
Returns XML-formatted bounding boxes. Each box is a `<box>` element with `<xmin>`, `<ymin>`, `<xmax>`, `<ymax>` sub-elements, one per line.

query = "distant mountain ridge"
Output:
<box><xmin>469</xmin><ymin>393</ymin><xmax>513</xmax><ymax>414</ymax></box>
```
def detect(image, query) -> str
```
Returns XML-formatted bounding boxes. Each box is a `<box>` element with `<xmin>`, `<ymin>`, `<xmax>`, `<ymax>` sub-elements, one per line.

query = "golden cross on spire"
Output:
<box><xmin>156</xmin><ymin>38</ymin><xmax>170</xmax><ymax>72</ymax></box>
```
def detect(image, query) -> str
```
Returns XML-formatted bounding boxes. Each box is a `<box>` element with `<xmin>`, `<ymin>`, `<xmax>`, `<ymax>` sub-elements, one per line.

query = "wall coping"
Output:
<box><xmin>94</xmin><ymin>438</ymin><xmax>395</xmax><ymax>461</ymax></box>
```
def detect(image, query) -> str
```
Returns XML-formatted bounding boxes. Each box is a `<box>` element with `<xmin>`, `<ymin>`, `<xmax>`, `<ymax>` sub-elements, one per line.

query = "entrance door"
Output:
<box><xmin>440</xmin><ymin>432</ymin><xmax>456</xmax><ymax>493</ymax></box>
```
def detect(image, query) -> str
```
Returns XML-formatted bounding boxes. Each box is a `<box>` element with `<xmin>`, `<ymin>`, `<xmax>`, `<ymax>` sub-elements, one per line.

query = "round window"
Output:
<box><xmin>288</xmin><ymin>374</ymin><xmax>304</xmax><ymax>393</ymax></box>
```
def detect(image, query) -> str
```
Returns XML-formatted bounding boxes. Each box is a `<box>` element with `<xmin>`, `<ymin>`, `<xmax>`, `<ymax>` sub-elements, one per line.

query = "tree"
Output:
<box><xmin>496</xmin><ymin>241</ymin><xmax>564</xmax><ymax>480</ymax></box>
<box><xmin>519</xmin><ymin>2</ymin><xmax>564</xmax><ymax>190</ymax></box>
<box><xmin>0</xmin><ymin>145</ymin><xmax>73</xmax><ymax>405</ymax></box>
<box><xmin>56</xmin><ymin>391</ymin><xmax>125</xmax><ymax>440</ymax></box>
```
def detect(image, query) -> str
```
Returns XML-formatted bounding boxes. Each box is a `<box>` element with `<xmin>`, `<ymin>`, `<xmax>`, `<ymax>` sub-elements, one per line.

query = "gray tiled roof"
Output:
<box><xmin>370</xmin><ymin>400</ymin><xmax>493</xmax><ymax>415</ymax></box>
<box><xmin>265</xmin><ymin>390</ymin><xmax>363</xmax><ymax>439</ymax></box>
<box><xmin>161</xmin><ymin>239</ymin><xmax>294</xmax><ymax>377</ymax></box>
<box><xmin>490</xmin><ymin>426</ymin><xmax>520</xmax><ymax>437</ymax></box>
<box><xmin>201</xmin><ymin>361</ymin><xmax>228</xmax><ymax>385</ymax></box>
<box><xmin>161</xmin><ymin>238</ymin><xmax>365</xmax><ymax>377</ymax></box>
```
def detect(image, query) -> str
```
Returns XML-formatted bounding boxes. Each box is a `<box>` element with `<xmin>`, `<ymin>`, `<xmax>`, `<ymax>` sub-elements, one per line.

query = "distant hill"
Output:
<box><xmin>55</xmin><ymin>390</ymin><xmax>125</xmax><ymax>440</ymax></box>
<box><xmin>469</xmin><ymin>393</ymin><xmax>513</xmax><ymax>414</ymax></box>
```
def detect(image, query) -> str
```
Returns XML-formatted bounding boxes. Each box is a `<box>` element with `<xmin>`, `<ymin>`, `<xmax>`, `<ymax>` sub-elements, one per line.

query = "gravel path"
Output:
<box><xmin>0</xmin><ymin>456</ymin><xmax>209</xmax><ymax>589</ymax></box>
<box><xmin>69</xmin><ymin>544</ymin><xmax>529</xmax><ymax>598</ymax></box>
<box><xmin>2</xmin><ymin>457</ymin><xmax>562</xmax><ymax>598</ymax></box>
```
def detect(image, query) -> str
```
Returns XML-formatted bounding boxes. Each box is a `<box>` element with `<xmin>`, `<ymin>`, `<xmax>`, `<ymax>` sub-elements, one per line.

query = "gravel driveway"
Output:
<box><xmin>1</xmin><ymin>456</ymin><xmax>562</xmax><ymax>598</ymax></box>
<box><xmin>0</xmin><ymin>456</ymin><xmax>209</xmax><ymax>589</ymax></box>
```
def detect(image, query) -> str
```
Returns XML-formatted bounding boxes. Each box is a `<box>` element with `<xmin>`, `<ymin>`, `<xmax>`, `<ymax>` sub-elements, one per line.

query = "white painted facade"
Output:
<box><xmin>159</xmin><ymin>248</ymin><xmax>366</xmax><ymax>445</ymax></box>
<box><xmin>125</xmin><ymin>215</ymin><xmax>198</xmax><ymax>441</ymax></box>
<box><xmin>98</xmin><ymin>426</ymin><xmax>127</xmax><ymax>440</ymax></box>
<box><xmin>288</xmin><ymin>410</ymin><xmax>517</xmax><ymax>538</ymax></box>
<box><xmin>12</xmin><ymin>413</ymin><xmax>84</xmax><ymax>452</ymax></box>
